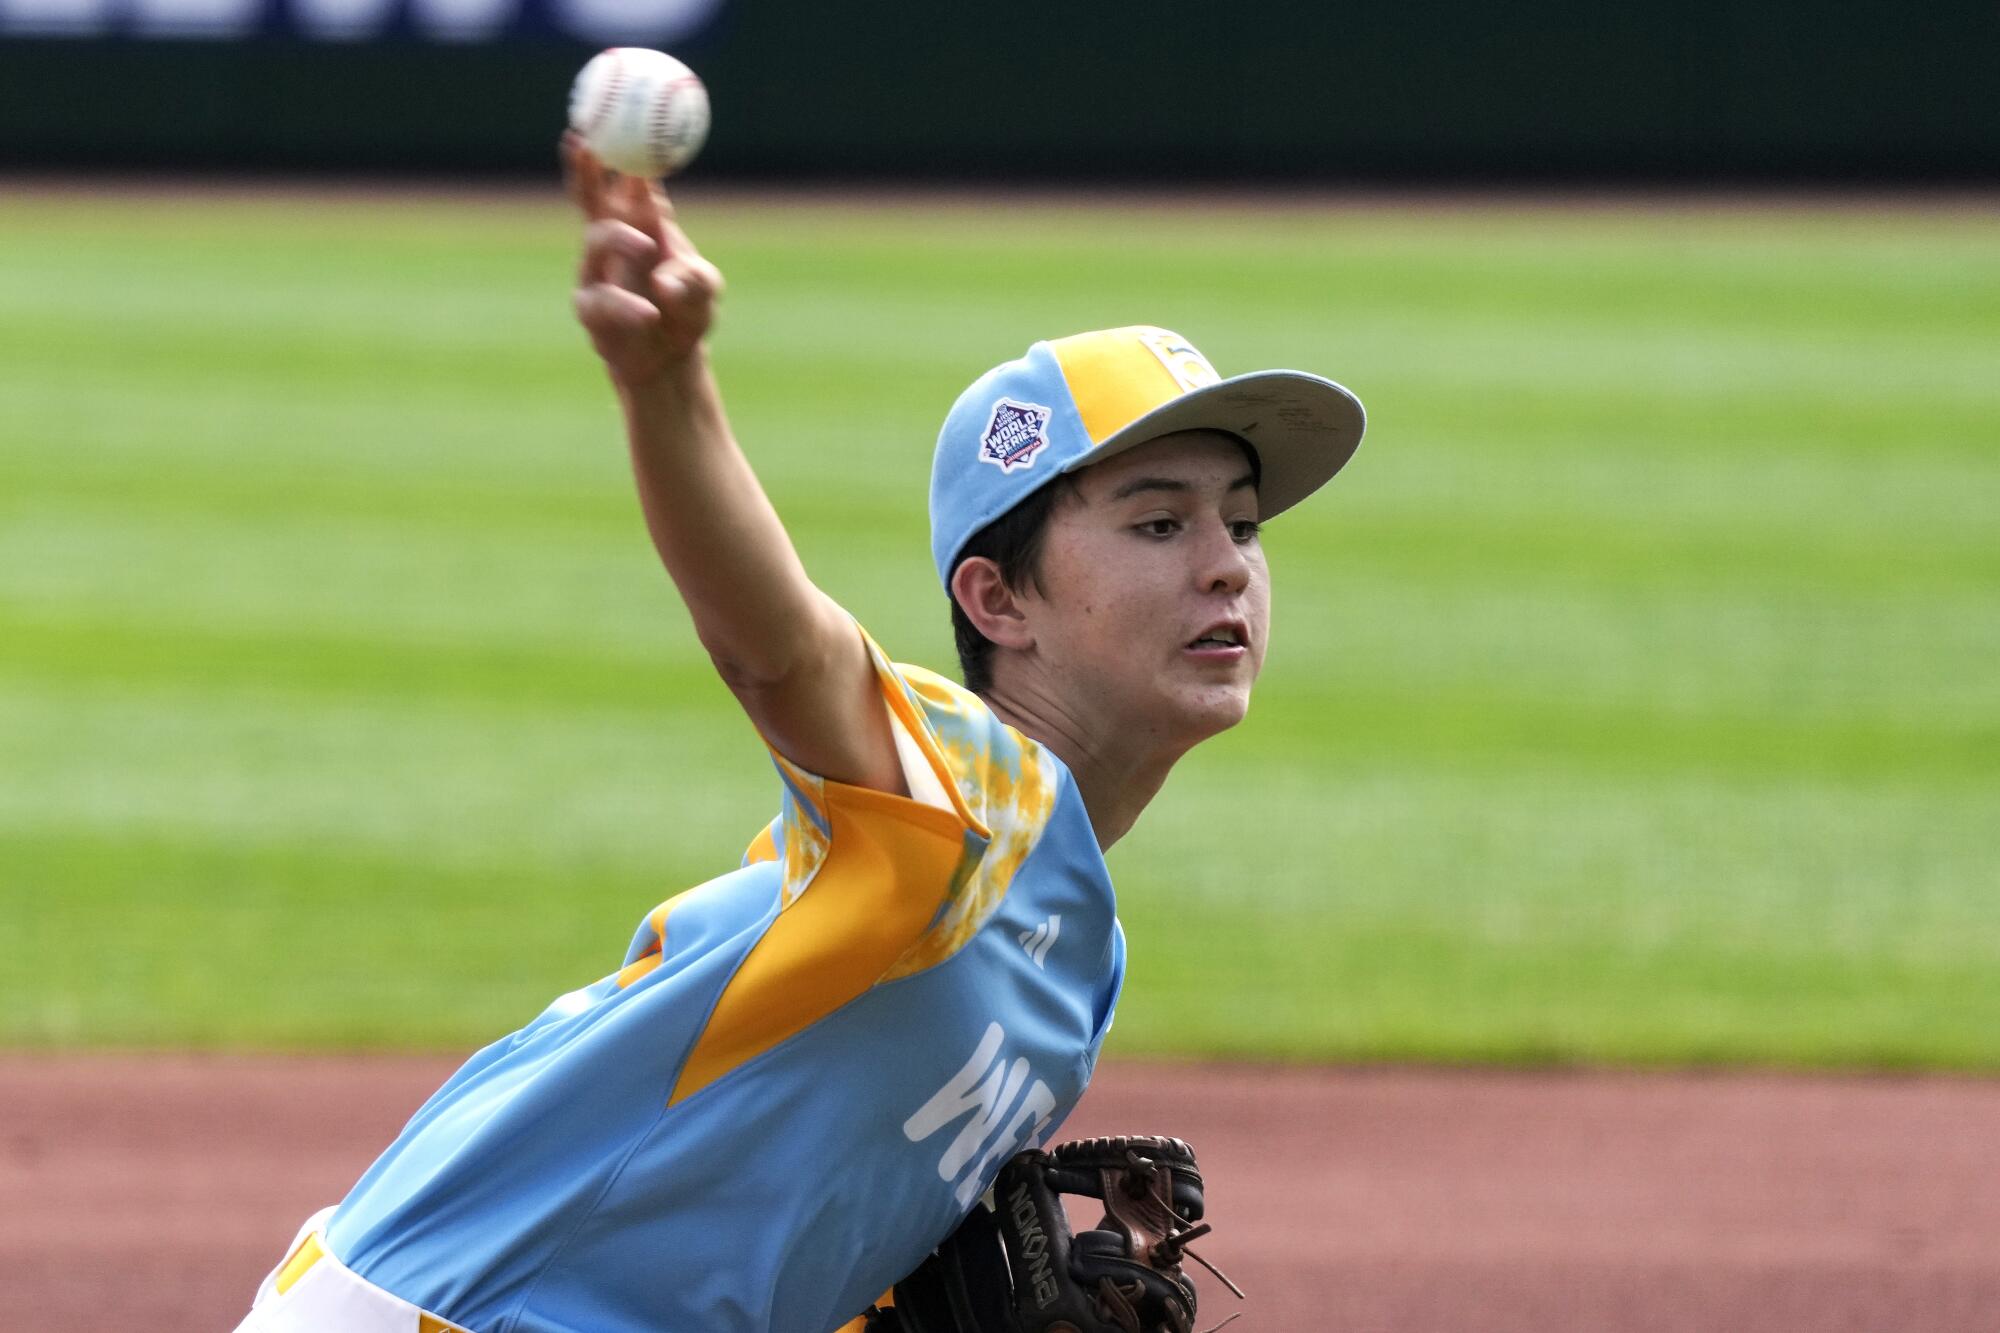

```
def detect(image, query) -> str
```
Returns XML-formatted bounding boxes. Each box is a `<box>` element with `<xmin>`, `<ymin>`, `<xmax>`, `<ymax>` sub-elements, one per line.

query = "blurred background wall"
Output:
<box><xmin>2</xmin><ymin>0</ymin><xmax>1996</xmax><ymax>179</ymax></box>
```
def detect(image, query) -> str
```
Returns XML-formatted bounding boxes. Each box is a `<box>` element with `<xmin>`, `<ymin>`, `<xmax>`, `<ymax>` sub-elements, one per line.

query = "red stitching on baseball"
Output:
<box><xmin>647</xmin><ymin>74</ymin><xmax>700</xmax><ymax>174</ymax></box>
<box><xmin>582</xmin><ymin>50</ymin><xmax>626</xmax><ymax>138</ymax></box>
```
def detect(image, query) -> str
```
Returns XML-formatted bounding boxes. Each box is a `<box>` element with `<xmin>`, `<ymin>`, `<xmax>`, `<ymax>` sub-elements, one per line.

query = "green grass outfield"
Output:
<box><xmin>3</xmin><ymin>189</ymin><xmax>1997</xmax><ymax>1067</ymax></box>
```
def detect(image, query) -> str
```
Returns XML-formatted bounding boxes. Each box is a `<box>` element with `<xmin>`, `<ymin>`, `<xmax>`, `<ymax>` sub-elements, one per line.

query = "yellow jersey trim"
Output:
<box><xmin>616</xmin><ymin>889</ymin><xmax>695</xmax><ymax>990</ymax></box>
<box><xmin>667</xmin><ymin>779</ymin><xmax>972</xmax><ymax>1106</ymax></box>
<box><xmin>273</xmin><ymin>1232</ymin><xmax>324</xmax><ymax>1296</ymax></box>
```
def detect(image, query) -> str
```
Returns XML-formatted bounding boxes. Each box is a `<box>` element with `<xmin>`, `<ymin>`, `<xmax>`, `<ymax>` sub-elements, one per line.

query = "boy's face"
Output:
<box><xmin>1021</xmin><ymin>429</ymin><xmax>1270</xmax><ymax>751</ymax></box>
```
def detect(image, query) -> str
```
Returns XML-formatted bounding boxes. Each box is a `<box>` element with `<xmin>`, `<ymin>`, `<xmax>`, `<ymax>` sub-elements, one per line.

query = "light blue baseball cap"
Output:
<box><xmin>928</xmin><ymin>326</ymin><xmax>1366</xmax><ymax>590</ymax></box>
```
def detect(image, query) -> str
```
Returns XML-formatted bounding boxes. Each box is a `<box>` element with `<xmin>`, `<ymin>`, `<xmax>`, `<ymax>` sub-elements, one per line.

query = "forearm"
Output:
<box><xmin>619</xmin><ymin>355</ymin><xmax>901</xmax><ymax>793</ymax></box>
<box><xmin>616</xmin><ymin>350</ymin><xmax>838</xmax><ymax>688</ymax></box>
<box><xmin>563</xmin><ymin>144</ymin><xmax>902</xmax><ymax>794</ymax></box>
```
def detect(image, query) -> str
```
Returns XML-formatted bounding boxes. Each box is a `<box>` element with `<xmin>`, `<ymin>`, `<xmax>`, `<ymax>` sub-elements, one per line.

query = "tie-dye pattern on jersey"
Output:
<box><xmin>878</xmin><ymin>663</ymin><xmax>1058</xmax><ymax>979</ymax></box>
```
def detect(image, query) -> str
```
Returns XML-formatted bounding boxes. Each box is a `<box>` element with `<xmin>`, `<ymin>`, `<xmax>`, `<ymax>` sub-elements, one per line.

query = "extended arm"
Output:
<box><xmin>564</xmin><ymin>137</ymin><xmax>904</xmax><ymax>795</ymax></box>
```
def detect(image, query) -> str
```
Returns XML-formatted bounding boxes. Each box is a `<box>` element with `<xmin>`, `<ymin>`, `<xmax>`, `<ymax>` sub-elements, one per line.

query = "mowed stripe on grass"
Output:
<box><xmin>2</xmin><ymin>192</ymin><xmax>1996</xmax><ymax>1065</ymax></box>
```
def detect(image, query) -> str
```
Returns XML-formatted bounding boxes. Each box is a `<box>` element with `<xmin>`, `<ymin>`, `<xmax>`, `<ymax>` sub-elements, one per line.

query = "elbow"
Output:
<box><xmin>699</xmin><ymin>621</ymin><xmax>823</xmax><ymax>696</ymax></box>
<box><xmin>708</xmin><ymin>649</ymin><xmax>789</xmax><ymax>694</ymax></box>
<box><xmin>691</xmin><ymin>587</ymin><xmax>852</xmax><ymax>702</ymax></box>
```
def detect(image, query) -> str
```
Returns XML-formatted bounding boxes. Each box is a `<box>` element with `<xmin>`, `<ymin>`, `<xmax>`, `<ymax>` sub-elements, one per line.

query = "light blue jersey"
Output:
<box><xmin>322</xmin><ymin>633</ymin><xmax>1124</xmax><ymax>1333</ymax></box>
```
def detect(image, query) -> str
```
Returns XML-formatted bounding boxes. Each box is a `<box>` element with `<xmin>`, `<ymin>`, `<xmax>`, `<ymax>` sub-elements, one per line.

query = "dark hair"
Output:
<box><xmin>947</xmin><ymin>478</ymin><xmax>1072</xmax><ymax>694</ymax></box>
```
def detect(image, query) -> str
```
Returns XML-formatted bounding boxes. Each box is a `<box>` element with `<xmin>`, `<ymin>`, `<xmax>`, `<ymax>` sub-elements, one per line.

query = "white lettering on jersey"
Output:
<box><xmin>1018</xmin><ymin>915</ymin><xmax>1060</xmax><ymax>969</ymax></box>
<box><xmin>904</xmin><ymin>1021</ymin><xmax>1056</xmax><ymax>1207</ymax></box>
<box><xmin>954</xmin><ymin>1076</ymin><xmax>1056</xmax><ymax>1207</ymax></box>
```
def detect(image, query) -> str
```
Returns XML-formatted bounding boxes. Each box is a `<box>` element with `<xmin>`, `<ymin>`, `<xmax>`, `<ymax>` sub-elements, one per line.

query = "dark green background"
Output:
<box><xmin>2</xmin><ymin>0</ymin><xmax>1996</xmax><ymax>178</ymax></box>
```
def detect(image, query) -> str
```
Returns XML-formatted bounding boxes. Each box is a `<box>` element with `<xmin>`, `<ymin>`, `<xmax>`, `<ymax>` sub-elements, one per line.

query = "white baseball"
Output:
<box><xmin>568</xmin><ymin>48</ymin><xmax>711</xmax><ymax>179</ymax></box>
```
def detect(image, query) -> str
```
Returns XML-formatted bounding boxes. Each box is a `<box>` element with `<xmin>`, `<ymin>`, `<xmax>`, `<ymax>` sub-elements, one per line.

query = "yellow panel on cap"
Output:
<box><xmin>1049</xmin><ymin>327</ymin><xmax>1192</xmax><ymax>445</ymax></box>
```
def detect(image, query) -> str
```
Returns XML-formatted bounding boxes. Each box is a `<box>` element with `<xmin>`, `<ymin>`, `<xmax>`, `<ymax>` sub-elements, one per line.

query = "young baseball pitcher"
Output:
<box><xmin>230</xmin><ymin>142</ymin><xmax>1365</xmax><ymax>1333</ymax></box>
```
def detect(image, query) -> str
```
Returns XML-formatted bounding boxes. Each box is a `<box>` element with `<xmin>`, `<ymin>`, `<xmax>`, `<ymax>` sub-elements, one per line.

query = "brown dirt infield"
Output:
<box><xmin>4</xmin><ymin>1054</ymin><xmax>1997</xmax><ymax>1331</ymax></box>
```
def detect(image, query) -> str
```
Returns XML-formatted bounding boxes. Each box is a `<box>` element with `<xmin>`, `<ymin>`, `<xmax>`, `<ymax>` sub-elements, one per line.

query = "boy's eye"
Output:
<box><xmin>1230</xmin><ymin>520</ymin><xmax>1263</xmax><ymax>543</ymax></box>
<box><xmin>1138</xmin><ymin>518</ymin><xmax>1180</xmax><ymax>537</ymax></box>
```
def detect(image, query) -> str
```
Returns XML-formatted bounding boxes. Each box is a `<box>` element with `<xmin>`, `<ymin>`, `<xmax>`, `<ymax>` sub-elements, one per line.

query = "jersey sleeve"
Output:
<box><xmin>795</xmin><ymin>626</ymin><xmax>1065</xmax><ymax>963</ymax></box>
<box><xmin>751</xmin><ymin>624</ymin><xmax>991</xmax><ymax>912</ymax></box>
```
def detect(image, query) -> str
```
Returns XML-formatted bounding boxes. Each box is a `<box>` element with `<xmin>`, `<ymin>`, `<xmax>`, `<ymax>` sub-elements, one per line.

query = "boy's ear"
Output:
<box><xmin>951</xmin><ymin>557</ymin><xmax>1034</xmax><ymax>651</ymax></box>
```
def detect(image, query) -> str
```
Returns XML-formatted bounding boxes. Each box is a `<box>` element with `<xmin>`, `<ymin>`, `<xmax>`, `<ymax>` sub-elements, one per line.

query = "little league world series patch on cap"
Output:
<box><xmin>927</xmin><ymin>327</ymin><xmax>1367</xmax><ymax>588</ymax></box>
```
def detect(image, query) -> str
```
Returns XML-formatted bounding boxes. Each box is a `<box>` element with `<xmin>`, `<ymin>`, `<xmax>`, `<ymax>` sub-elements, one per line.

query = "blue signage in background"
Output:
<box><xmin>0</xmin><ymin>0</ymin><xmax>1985</xmax><ymax>178</ymax></box>
<box><xmin>0</xmin><ymin>0</ymin><xmax>722</xmax><ymax>42</ymax></box>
